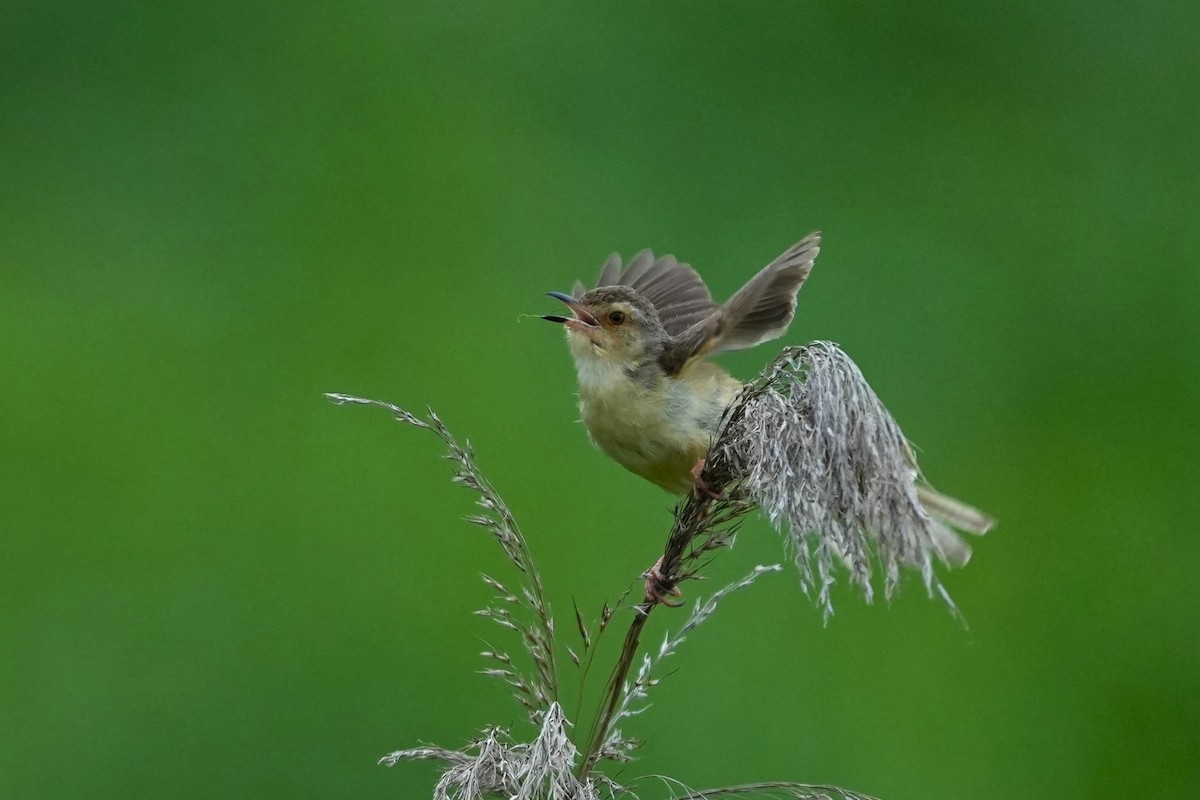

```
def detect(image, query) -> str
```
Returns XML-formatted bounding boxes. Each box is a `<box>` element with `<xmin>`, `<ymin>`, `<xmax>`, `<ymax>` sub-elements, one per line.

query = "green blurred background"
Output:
<box><xmin>3</xmin><ymin>1</ymin><xmax>1197</xmax><ymax>797</ymax></box>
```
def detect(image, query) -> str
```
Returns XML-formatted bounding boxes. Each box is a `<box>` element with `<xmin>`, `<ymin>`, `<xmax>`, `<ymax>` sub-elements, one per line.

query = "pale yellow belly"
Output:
<box><xmin>578</xmin><ymin>362</ymin><xmax>742</xmax><ymax>494</ymax></box>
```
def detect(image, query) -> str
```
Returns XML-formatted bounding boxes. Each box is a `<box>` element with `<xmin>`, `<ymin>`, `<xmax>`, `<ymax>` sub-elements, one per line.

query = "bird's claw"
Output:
<box><xmin>691</xmin><ymin>457</ymin><xmax>722</xmax><ymax>500</ymax></box>
<box><xmin>643</xmin><ymin>557</ymin><xmax>683</xmax><ymax>607</ymax></box>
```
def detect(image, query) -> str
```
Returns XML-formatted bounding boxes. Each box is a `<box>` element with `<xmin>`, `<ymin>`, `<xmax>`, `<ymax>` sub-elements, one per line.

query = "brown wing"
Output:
<box><xmin>582</xmin><ymin>249</ymin><xmax>717</xmax><ymax>337</ymax></box>
<box><xmin>658</xmin><ymin>231</ymin><xmax>821</xmax><ymax>375</ymax></box>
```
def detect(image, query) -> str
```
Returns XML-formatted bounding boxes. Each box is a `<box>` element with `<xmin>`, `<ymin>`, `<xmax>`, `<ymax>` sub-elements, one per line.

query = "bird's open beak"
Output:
<box><xmin>542</xmin><ymin>291</ymin><xmax>600</xmax><ymax>334</ymax></box>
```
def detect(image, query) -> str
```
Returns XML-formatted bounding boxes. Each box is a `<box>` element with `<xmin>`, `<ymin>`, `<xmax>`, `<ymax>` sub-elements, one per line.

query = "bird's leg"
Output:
<box><xmin>643</xmin><ymin>458</ymin><xmax>724</xmax><ymax>607</ymax></box>
<box><xmin>643</xmin><ymin>556</ymin><xmax>683</xmax><ymax>607</ymax></box>
<box><xmin>691</xmin><ymin>457</ymin><xmax>722</xmax><ymax>500</ymax></box>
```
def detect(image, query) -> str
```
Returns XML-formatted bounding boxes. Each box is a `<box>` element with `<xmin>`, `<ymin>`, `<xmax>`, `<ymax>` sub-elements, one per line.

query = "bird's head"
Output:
<box><xmin>543</xmin><ymin>286</ymin><xmax>668</xmax><ymax>367</ymax></box>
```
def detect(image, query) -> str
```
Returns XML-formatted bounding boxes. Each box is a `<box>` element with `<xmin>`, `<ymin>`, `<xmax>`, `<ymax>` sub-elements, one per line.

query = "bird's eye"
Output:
<box><xmin>608</xmin><ymin>310</ymin><xmax>626</xmax><ymax>325</ymax></box>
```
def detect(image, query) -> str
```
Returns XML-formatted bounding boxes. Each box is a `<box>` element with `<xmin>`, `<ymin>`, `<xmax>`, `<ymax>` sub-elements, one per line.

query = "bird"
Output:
<box><xmin>542</xmin><ymin>232</ymin><xmax>993</xmax><ymax>599</ymax></box>
<box><xmin>543</xmin><ymin>232</ymin><xmax>823</xmax><ymax>497</ymax></box>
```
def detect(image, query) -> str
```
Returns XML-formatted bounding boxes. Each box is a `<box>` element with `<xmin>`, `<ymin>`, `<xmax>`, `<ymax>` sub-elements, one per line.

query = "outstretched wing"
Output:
<box><xmin>659</xmin><ymin>231</ymin><xmax>821</xmax><ymax>375</ymax></box>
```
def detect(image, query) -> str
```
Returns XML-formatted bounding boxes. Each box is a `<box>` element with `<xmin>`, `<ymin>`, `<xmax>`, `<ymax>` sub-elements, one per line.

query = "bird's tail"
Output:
<box><xmin>916</xmin><ymin>484</ymin><xmax>995</xmax><ymax>566</ymax></box>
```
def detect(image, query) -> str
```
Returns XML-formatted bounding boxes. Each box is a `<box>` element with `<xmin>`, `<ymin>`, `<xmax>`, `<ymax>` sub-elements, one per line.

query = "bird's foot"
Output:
<box><xmin>643</xmin><ymin>557</ymin><xmax>683</xmax><ymax>607</ymax></box>
<box><xmin>691</xmin><ymin>457</ymin><xmax>722</xmax><ymax>500</ymax></box>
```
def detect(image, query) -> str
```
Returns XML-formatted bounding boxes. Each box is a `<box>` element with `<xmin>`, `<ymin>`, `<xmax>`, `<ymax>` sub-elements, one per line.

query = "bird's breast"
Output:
<box><xmin>573</xmin><ymin>357</ymin><xmax>742</xmax><ymax>493</ymax></box>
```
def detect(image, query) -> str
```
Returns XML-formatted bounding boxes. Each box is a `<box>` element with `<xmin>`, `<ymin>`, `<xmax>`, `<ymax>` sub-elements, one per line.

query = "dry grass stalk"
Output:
<box><xmin>327</xmin><ymin>340</ymin><xmax>990</xmax><ymax>799</ymax></box>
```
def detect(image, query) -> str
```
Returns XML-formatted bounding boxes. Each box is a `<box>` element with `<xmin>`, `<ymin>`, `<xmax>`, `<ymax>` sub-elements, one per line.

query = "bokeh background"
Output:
<box><xmin>4</xmin><ymin>2</ymin><xmax>1197</xmax><ymax>798</ymax></box>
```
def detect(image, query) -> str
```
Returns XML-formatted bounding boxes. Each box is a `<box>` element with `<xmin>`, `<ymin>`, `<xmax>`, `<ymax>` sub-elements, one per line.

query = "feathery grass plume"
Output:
<box><xmin>324</xmin><ymin>393</ymin><xmax>557</xmax><ymax>719</ymax></box>
<box><xmin>715</xmin><ymin>341</ymin><xmax>994</xmax><ymax>619</ymax></box>
<box><xmin>666</xmin><ymin>783</ymin><xmax>881</xmax><ymax>799</ymax></box>
<box><xmin>380</xmin><ymin>703</ymin><xmax>613</xmax><ymax>800</ymax></box>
